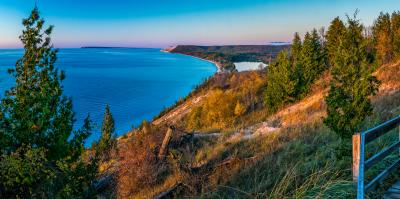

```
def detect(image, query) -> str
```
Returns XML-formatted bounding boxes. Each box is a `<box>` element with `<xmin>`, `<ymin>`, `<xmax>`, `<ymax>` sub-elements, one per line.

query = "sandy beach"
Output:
<box><xmin>161</xmin><ymin>49</ymin><xmax>222</xmax><ymax>73</ymax></box>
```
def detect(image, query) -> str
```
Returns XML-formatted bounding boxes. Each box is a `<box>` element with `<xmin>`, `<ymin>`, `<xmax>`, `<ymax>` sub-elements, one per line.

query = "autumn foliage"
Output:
<box><xmin>186</xmin><ymin>71</ymin><xmax>264</xmax><ymax>130</ymax></box>
<box><xmin>372</xmin><ymin>11</ymin><xmax>400</xmax><ymax>64</ymax></box>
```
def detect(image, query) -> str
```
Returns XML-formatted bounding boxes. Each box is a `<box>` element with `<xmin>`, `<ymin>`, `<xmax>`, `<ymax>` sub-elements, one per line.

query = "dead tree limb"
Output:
<box><xmin>158</xmin><ymin>126</ymin><xmax>174</xmax><ymax>160</ymax></box>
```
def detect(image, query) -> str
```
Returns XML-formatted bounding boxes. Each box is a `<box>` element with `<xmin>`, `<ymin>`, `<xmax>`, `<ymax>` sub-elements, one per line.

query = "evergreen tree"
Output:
<box><xmin>97</xmin><ymin>105</ymin><xmax>116</xmax><ymax>161</ymax></box>
<box><xmin>0</xmin><ymin>8</ymin><xmax>98</xmax><ymax>198</ymax></box>
<box><xmin>326</xmin><ymin>17</ymin><xmax>346</xmax><ymax>66</ymax></box>
<box><xmin>291</xmin><ymin>32</ymin><xmax>302</xmax><ymax>63</ymax></box>
<box><xmin>299</xmin><ymin>32</ymin><xmax>312</xmax><ymax>91</ymax></box>
<box><xmin>324</xmin><ymin>15</ymin><xmax>380</xmax><ymax>140</ymax></box>
<box><xmin>391</xmin><ymin>11</ymin><xmax>400</xmax><ymax>58</ymax></box>
<box><xmin>372</xmin><ymin>12</ymin><xmax>393</xmax><ymax>64</ymax></box>
<box><xmin>311</xmin><ymin>29</ymin><xmax>327</xmax><ymax>75</ymax></box>
<box><xmin>291</xmin><ymin>32</ymin><xmax>303</xmax><ymax>96</ymax></box>
<box><xmin>264</xmin><ymin>50</ymin><xmax>296</xmax><ymax>111</ymax></box>
<box><xmin>299</xmin><ymin>29</ymin><xmax>325</xmax><ymax>93</ymax></box>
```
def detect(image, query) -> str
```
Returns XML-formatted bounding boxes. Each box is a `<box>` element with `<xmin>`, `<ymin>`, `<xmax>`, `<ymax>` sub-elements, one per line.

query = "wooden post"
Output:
<box><xmin>353</xmin><ymin>133</ymin><xmax>365</xmax><ymax>199</ymax></box>
<box><xmin>158</xmin><ymin>126</ymin><xmax>174</xmax><ymax>160</ymax></box>
<box><xmin>353</xmin><ymin>133</ymin><xmax>361</xmax><ymax>183</ymax></box>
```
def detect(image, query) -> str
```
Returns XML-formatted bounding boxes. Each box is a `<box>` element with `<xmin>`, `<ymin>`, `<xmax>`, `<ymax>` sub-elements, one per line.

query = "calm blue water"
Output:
<box><xmin>0</xmin><ymin>48</ymin><xmax>216</xmax><ymax>145</ymax></box>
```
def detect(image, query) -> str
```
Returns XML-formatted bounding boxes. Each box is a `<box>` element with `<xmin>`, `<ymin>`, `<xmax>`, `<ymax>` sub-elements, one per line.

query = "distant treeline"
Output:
<box><xmin>171</xmin><ymin>45</ymin><xmax>290</xmax><ymax>54</ymax></box>
<box><xmin>170</xmin><ymin>45</ymin><xmax>290</xmax><ymax>71</ymax></box>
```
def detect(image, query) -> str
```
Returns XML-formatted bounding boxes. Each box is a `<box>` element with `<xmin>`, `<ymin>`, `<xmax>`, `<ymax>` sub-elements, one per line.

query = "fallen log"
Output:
<box><xmin>158</xmin><ymin>126</ymin><xmax>174</xmax><ymax>160</ymax></box>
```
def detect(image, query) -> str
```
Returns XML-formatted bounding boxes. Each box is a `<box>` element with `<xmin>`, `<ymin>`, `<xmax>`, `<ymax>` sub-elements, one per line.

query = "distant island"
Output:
<box><xmin>81</xmin><ymin>46</ymin><xmax>133</xmax><ymax>49</ymax></box>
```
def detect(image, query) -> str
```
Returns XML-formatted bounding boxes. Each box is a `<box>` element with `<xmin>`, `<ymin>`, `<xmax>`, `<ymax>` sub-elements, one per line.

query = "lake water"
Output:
<box><xmin>234</xmin><ymin>62</ymin><xmax>267</xmax><ymax>72</ymax></box>
<box><xmin>0</xmin><ymin>48</ymin><xmax>216</xmax><ymax>145</ymax></box>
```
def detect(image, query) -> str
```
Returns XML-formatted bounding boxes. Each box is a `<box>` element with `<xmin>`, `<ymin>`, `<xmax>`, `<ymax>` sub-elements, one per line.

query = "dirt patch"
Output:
<box><xmin>152</xmin><ymin>94</ymin><xmax>207</xmax><ymax>126</ymax></box>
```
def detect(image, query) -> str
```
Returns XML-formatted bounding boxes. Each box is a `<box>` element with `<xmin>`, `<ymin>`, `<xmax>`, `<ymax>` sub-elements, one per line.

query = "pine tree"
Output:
<box><xmin>0</xmin><ymin>8</ymin><xmax>74</xmax><ymax>157</ymax></box>
<box><xmin>299</xmin><ymin>32</ymin><xmax>312</xmax><ymax>90</ymax></box>
<box><xmin>291</xmin><ymin>32</ymin><xmax>303</xmax><ymax>96</ymax></box>
<box><xmin>391</xmin><ymin>11</ymin><xmax>400</xmax><ymax>58</ymax></box>
<box><xmin>264</xmin><ymin>50</ymin><xmax>296</xmax><ymax>111</ymax></box>
<box><xmin>97</xmin><ymin>105</ymin><xmax>116</xmax><ymax>161</ymax></box>
<box><xmin>291</xmin><ymin>32</ymin><xmax>302</xmax><ymax>63</ymax></box>
<box><xmin>324</xmin><ymin>15</ymin><xmax>380</xmax><ymax>140</ymax></box>
<box><xmin>326</xmin><ymin>17</ymin><xmax>346</xmax><ymax>66</ymax></box>
<box><xmin>311</xmin><ymin>29</ymin><xmax>326</xmax><ymax>76</ymax></box>
<box><xmin>299</xmin><ymin>29</ymin><xmax>325</xmax><ymax>93</ymax></box>
<box><xmin>0</xmin><ymin>8</ymin><xmax>98</xmax><ymax>197</ymax></box>
<box><xmin>372</xmin><ymin>12</ymin><xmax>393</xmax><ymax>64</ymax></box>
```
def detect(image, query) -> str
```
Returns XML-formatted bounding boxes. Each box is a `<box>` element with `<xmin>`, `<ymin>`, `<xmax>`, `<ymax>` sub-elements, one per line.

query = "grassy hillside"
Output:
<box><xmin>111</xmin><ymin>59</ymin><xmax>400</xmax><ymax>198</ymax></box>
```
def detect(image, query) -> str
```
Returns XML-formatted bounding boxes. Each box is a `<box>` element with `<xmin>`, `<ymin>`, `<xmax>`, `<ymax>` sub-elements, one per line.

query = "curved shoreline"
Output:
<box><xmin>120</xmin><ymin>49</ymin><xmax>220</xmax><ymax>138</ymax></box>
<box><xmin>161</xmin><ymin>50</ymin><xmax>222</xmax><ymax>73</ymax></box>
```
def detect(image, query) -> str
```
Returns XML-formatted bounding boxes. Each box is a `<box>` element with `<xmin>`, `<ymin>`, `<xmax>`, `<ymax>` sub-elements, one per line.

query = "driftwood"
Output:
<box><xmin>158</xmin><ymin>126</ymin><xmax>174</xmax><ymax>160</ymax></box>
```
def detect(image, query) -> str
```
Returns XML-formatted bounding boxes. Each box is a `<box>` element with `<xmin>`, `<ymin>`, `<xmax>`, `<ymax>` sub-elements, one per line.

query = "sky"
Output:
<box><xmin>0</xmin><ymin>0</ymin><xmax>399</xmax><ymax>48</ymax></box>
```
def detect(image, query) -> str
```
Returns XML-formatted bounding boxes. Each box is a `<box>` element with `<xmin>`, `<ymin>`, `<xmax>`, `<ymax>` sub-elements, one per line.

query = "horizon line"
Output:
<box><xmin>0</xmin><ymin>42</ymin><xmax>293</xmax><ymax>49</ymax></box>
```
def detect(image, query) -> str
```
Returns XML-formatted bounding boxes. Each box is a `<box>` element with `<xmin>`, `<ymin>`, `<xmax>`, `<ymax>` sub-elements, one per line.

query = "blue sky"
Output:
<box><xmin>0</xmin><ymin>0</ymin><xmax>399</xmax><ymax>48</ymax></box>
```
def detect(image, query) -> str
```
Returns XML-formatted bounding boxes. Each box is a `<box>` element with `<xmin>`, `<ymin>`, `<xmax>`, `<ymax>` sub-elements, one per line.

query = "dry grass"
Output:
<box><xmin>375</xmin><ymin>61</ymin><xmax>400</xmax><ymax>95</ymax></box>
<box><xmin>116</xmin><ymin>128</ymin><xmax>167</xmax><ymax>198</ymax></box>
<box><xmin>111</xmin><ymin>59</ymin><xmax>400</xmax><ymax>198</ymax></box>
<box><xmin>277</xmin><ymin>92</ymin><xmax>326</xmax><ymax>127</ymax></box>
<box><xmin>192</xmin><ymin>60</ymin><xmax>400</xmax><ymax>198</ymax></box>
<box><xmin>196</xmin><ymin>121</ymin><xmax>354</xmax><ymax>199</ymax></box>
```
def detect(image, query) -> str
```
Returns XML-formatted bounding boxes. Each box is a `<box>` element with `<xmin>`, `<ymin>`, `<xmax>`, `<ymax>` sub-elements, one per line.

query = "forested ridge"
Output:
<box><xmin>169</xmin><ymin>45</ymin><xmax>289</xmax><ymax>71</ymax></box>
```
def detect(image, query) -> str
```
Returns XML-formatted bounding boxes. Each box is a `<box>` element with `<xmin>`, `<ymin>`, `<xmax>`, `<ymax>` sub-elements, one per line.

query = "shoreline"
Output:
<box><xmin>161</xmin><ymin>50</ymin><xmax>222</xmax><ymax>73</ymax></box>
<box><xmin>120</xmin><ymin>49</ymin><xmax>222</xmax><ymax>139</ymax></box>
